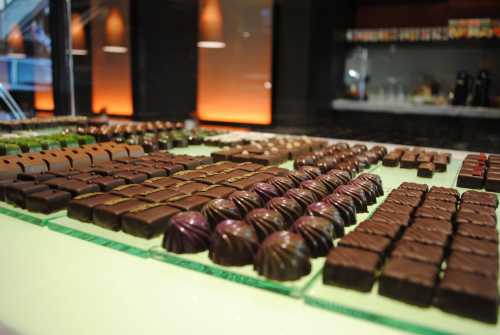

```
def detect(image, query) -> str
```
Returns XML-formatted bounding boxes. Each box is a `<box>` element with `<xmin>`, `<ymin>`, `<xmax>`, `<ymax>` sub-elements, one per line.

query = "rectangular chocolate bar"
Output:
<box><xmin>400</xmin><ymin>152</ymin><xmax>418</xmax><ymax>169</ymax></box>
<box><xmin>456</xmin><ymin>223</ymin><xmax>498</xmax><ymax>243</ymax></box>
<box><xmin>57</xmin><ymin>180</ymin><xmax>100</xmax><ymax>197</ymax></box>
<box><xmin>173</xmin><ymin>181</ymin><xmax>210</xmax><ymax>195</ymax></box>
<box><xmin>355</xmin><ymin>220</ymin><xmax>402</xmax><ymax>239</ymax></box>
<box><xmin>376</xmin><ymin>202</ymin><xmax>414</xmax><ymax>216</ymax></box>
<box><xmin>417</xmin><ymin>162</ymin><xmax>435</xmax><ymax>178</ymax></box>
<box><xmin>121</xmin><ymin>204</ymin><xmax>180</xmax><ymax>239</ymax></box>
<box><xmin>411</xmin><ymin>218</ymin><xmax>453</xmax><ymax>236</ymax></box>
<box><xmin>426</xmin><ymin>193</ymin><xmax>457</xmax><ymax>204</ymax></box>
<box><xmin>138</xmin><ymin>188</ymin><xmax>184</xmax><ymax>203</ymax></box>
<box><xmin>323</xmin><ymin>247</ymin><xmax>380</xmax><ymax>292</ymax></box>
<box><xmin>457</xmin><ymin>169</ymin><xmax>484</xmax><ymax>189</ymax></box>
<box><xmin>5</xmin><ymin>181</ymin><xmax>50</xmax><ymax>208</ymax></box>
<box><xmin>195</xmin><ymin>185</ymin><xmax>237</xmax><ymax>199</ymax></box>
<box><xmin>461</xmin><ymin>190</ymin><xmax>498</xmax><ymax>208</ymax></box>
<box><xmin>88</xmin><ymin>176</ymin><xmax>126</xmax><ymax>192</ymax></box>
<box><xmin>114</xmin><ymin>171</ymin><xmax>148</xmax><ymax>184</ymax></box>
<box><xmin>111</xmin><ymin>184</ymin><xmax>156</xmax><ymax>198</ymax></box>
<box><xmin>458</xmin><ymin>203</ymin><xmax>496</xmax><ymax>218</ymax></box>
<box><xmin>436</xmin><ymin>270</ymin><xmax>498</xmax><ymax>324</ymax></box>
<box><xmin>401</xmin><ymin>226</ymin><xmax>449</xmax><ymax>247</ymax></box>
<box><xmin>399</xmin><ymin>182</ymin><xmax>428</xmax><ymax>192</ymax></box>
<box><xmin>93</xmin><ymin>198</ymin><xmax>149</xmax><ymax>231</ymax></box>
<box><xmin>450</xmin><ymin>236</ymin><xmax>498</xmax><ymax>258</ymax></box>
<box><xmin>414</xmin><ymin>207</ymin><xmax>453</xmax><ymax>222</ymax></box>
<box><xmin>385</xmin><ymin>195</ymin><xmax>421</xmax><ymax>208</ymax></box>
<box><xmin>379</xmin><ymin>257</ymin><xmax>439</xmax><ymax>307</ymax></box>
<box><xmin>447</xmin><ymin>251</ymin><xmax>498</xmax><ymax>278</ymax></box>
<box><xmin>428</xmin><ymin>186</ymin><xmax>459</xmax><ymax>199</ymax></box>
<box><xmin>172</xmin><ymin>170</ymin><xmax>208</xmax><ymax>181</ymax></box>
<box><xmin>68</xmin><ymin>192</ymin><xmax>124</xmax><ymax>222</ymax></box>
<box><xmin>391</xmin><ymin>240</ymin><xmax>444</xmax><ymax>266</ymax></box>
<box><xmin>25</xmin><ymin>189</ymin><xmax>72</xmax><ymax>214</ymax></box>
<box><xmin>338</xmin><ymin>231</ymin><xmax>391</xmax><ymax>256</ymax></box>
<box><xmin>167</xmin><ymin>195</ymin><xmax>211</xmax><ymax>211</ymax></box>
<box><xmin>143</xmin><ymin>177</ymin><xmax>181</xmax><ymax>189</ymax></box>
<box><xmin>421</xmin><ymin>199</ymin><xmax>456</xmax><ymax>213</ymax></box>
<box><xmin>456</xmin><ymin>211</ymin><xmax>496</xmax><ymax>227</ymax></box>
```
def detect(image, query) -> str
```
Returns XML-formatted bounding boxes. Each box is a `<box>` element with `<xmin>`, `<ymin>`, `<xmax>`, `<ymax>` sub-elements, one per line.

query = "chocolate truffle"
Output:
<box><xmin>285</xmin><ymin>188</ymin><xmax>318</xmax><ymax>210</ymax></box>
<box><xmin>322</xmin><ymin>193</ymin><xmax>357</xmax><ymax>226</ymax></box>
<box><xmin>300</xmin><ymin>180</ymin><xmax>329</xmax><ymax>200</ymax></box>
<box><xmin>327</xmin><ymin>169</ymin><xmax>351</xmax><ymax>184</ymax></box>
<box><xmin>266</xmin><ymin>197</ymin><xmax>303</xmax><ymax>227</ymax></box>
<box><xmin>268</xmin><ymin>176</ymin><xmax>295</xmax><ymax>195</ymax></box>
<box><xmin>250</xmin><ymin>182</ymin><xmax>281</xmax><ymax>203</ymax></box>
<box><xmin>228</xmin><ymin>190</ymin><xmax>263</xmax><ymax>216</ymax></box>
<box><xmin>299</xmin><ymin>166</ymin><xmax>322</xmax><ymax>179</ymax></box>
<box><xmin>334</xmin><ymin>185</ymin><xmax>368</xmax><ymax>213</ymax></box>
<box><xmin>209</xmin><ymin>220</ymin><xmax>258</xmax><ymax>266</ymax></box>
<box><xmin>163</xmin><ymin>211</ymin><xmax>211</xmax><ymax>254</ymax></box>
<box><xmin>245</xmin><ymin>208</ymin><xmax>286</xmax><ymax>242</ymax></box>
<box><xmin>286</xmin><ymin>170</ymin><xmax>311</xmax><ymax>186</ymax></box>
<box><xmin>291</xmin><ymin>216</ymin><xmax>334</xmax><ymax>257</ymax></box>
<box><xmin>306</xmin><ymin>201</ymin><xmax>345</xmax><ymax>237</ymax></box>
<box><xmin>315</xmin><ymin>174</ymin><xmax>343</xmax><ymax>192</ymax></box>
<box><xmin>254</xmin><ymin>231</ymin><xmax>311</xmax><ymax>281</ymax></box>
<box><xmin>201</xmin><ymin>198</ymin><xmax>242</xmax><ymax>229</ymax></box>
<box><xmin>349</xmin><ymin>179</ymin><xmax>378</xmax><ymax>205</ymax></box>
<box><xmin>356</xmin><ymin>173</ymin><xmax>383</xmax><ymax>196</ymax></box>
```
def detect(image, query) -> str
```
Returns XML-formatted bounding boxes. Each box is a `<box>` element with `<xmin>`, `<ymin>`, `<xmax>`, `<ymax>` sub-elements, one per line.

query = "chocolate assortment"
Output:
<box><xmin>457</xmin><ymin>153</ymin><xmax>500</xmax><ymax>192</ymax></box>
<box><xmin>382</xmin><ymin>147</ymin><xmax>451</xmax><ymax>178</ymax></box>
<box><xmin>323</xmin><ymin>182</ymin><xmax>499</xmax><ymax>324</ymax></box>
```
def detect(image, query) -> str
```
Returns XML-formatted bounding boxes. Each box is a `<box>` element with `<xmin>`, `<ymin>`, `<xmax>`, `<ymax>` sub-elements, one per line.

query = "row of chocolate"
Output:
<box><xmin>0</xmin><ymin>116</ymin><xmax>93</xmax><ymax>132</ymax></box>
<box><xmin>0</xmin><ymin>142</ymin><xmax>146</xmax><ymax>180</ymax></box>
<box><xmin>383</xmin><ymin>147</ymin><xmax>451</xmax><ymax>178</ymax></box>
<box><xmin>211</xmin><ymin>138</ymin><xmax>329</xmax><ymax>166</ymax></box>
<box><xmin>324</xmin><ymin>182</ymin><xmax>498</xmax><ymax>324</ymax></box>
<box><xmin>294</xmin><ymin>143</ymin><xmax>387</xmax><ymax>173</ymax></box>
<box><xmin>0</xmin><ymin>134</ymin><xmax>96</xmax><ymax>156</ymax></box>
<box><xmin>457</xmin><ymin>153</ymin><xmax>500</xmax><ymax>192</ymax></box>
<box><xmin>0</xmin><ymin>151</ymin><xmax>215</xmax><ymax>214</ymax></box>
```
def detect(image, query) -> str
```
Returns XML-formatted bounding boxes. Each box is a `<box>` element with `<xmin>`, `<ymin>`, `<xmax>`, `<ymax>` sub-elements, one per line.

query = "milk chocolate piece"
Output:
<box><xmin>391</xmin><ymin>240</ymin><xmax>444</xmax><ymax>265</ymax></box>
<box><xmin>114</xmin><ymin>171</ymin><xmax>148</xmax><ymax>184</ymax></box>
<box><xmin>25</xmin><ymin>189</ymin><xmax>72</xmax><ymax>214</ymax></box>
<box><xmin>390</xmin><ymin>188</ymin><xmax>424</xmax><ymax>199</ymax></box>
<box><xmin>402</xmin><ymin>226</ymin><xmax>449</xmax><ymax>247</ymax></box>
<box><xmin>327</xmin><ymin>169</ymin><xmax>351</xmax><ymax>184</ymax></box>
<box><xmin>291</xmin><ymin>216</ymin><xmax>334</xmax><ymax>257</ymax></box>
<box><xmin>376</xmin><ymin>202</ymin><xmax>414</xmax><ymax>216</ymax></box>
<box><xmin>456</xmin><ymin>224</ymin><xmax>498</xmax><ymax>243</ymax></box>
<box><xmin>172</xmin><ymin>170</ymin><xmax>208</xmax><ymax>181</ymax></box>
<box><xmin>323</xmin><ymin>247</ymin><xmax>380</xmax><ymax>292</ymax></box>
<box><xmin>122</xmin><ymin>204</ymin><xmax>180</xmax><ymax>238</ymax></box>
<box><xmin>457</xmin><ymin>169</ymin><xmax>484</xmax><ymax>189</ymax></box>
<box><xmin>338</xmin><ymin>231</ymin><xmax>391</xmax><ymax>255</ymax></box>
<box><xmin>450</xmin><ymin>236</ymin><xmax>498</xmax><ymax>258</ymax></box>
<box><xmin>447</xmin><ymin>251</ymin><xmax>498</xmax><ymax>278</ymax></box>
<box><xmin>399</xmin><ymin>182</ymin><xmax>428</xmax><ymax>192</ymax></box>
<box><xmin>174</xmin><ymin>181</ymin><xmax>210</xmax><ymax>195</ymax></box>
<box><xmin>88</xmin><ymin>176</ymin><xmax>126</xmax><ymax>191</ymax></box>
<box><xmin>429</xmin><ymin>186</ymin><xmax>459</xmax><ymax>199</ymax></box>
<box><xmin>456</xmin><ymin>211</ymin><xmax>496</xmax><ymax>227</ymax></box>
<box><xmin>356</xmin><ymin>220</ymin><xmax>402</xmax><ymax>239</ymax></box>
<box><xmin>299</xmin><ymin>166</ymin><xmax>322</xmax><ymax>179</ymax></box>
<box><xmin>426</xmin><ymin>193</ymin><xmax>457</xmax><ymax>204</ymax></box>
<box><xmin>17</xmin><ymin>172</ymin><xmax>56</xmax><ymax>182</ymax></box>
<box><xmin>5</xmin><ymin>181</ymin><xmax>50</xmax><ymax>208</ymax></box>
<box><xmin>143</xmin><ymin>177</ymin><xmax>180</xmax><ymax>189</ymax></box>
<box><xmin>209</xmin><ymin>220</ymin><xmax>259</xmax><ymax>266</ymax></box>
<box><xmin>258</xmin><ymin>166</ymin><xmax>289</xmax><ymax>176</ymax></box>
<box><xmin>163</xmin><ymin>211</ymin><xmax>211</xmax><ymax>253</ymax></box>
<box><xmin>436</xmin><ymin>270</ymin><xmax>498</xmax><ymax>324</ymax></box>
<box><xmin>67</xmin><ymin>192</ymin><xmax>123</xmax><ymax>222</ymax></box>
<box><xmin>236</xmin><ymin>162</ymin><xmax>264</xmax><ymax>172</ymax></box>
<box><xmin>414</xmin><ymin>207</ymin><xmax>453</xmax><ymax>222</ymax></box>
<box><xmin>400</xmin><ymin>152</ymin><xmax>418</xmax><ymax>168</ymax></box>
<box><xmin>245</xmin><ymin>208</ymin><xmax>286</xmax><ymax>242</ymax></box>
<box><xmin>385</xmin><ymin>195</ymin><xmax>421</xmax><ymax>208</ymax></box>
<box><xmin>93</xmin><ymin>198</ymin><xmax>149</xmax><ymax>231</ymax></box>
<box><xmin>379</xmin><ymin>258</ymin><xmax>438</xmax><ymax>307</ymax></box>
<box><xmin>55</xmin><ymin>180</ymin><xmax>100</xmax><ymax>197</ymax></box>
<box><xmin>371</xmin><ymin>211</ymin><xmax>411</xmax><ymax>227</ymax></box>
<box><xmin>412</xmin><ymin>218</ymin><xmax>453</xmax><ymax>236</ymax></box>
<box><xmin>421</xmin><ymin>200</ymin><xmax>456</xmax><ymax>214</ymax></box>
<box><xmin>382</xmin><ymin>152</ymin><xmax>401</xmax><ymax>167</ymax></box>
<box><xmin>459</xmin><ymin>204</ymin><xmax>496</xmax><ymax>218</ymax></box>
<box><xmin>111</xmin><ymin>184</ymin><xmax>156</xmax><ymax>197</ymax></box>
<box><xmin>461</xmin><ymin>190</ymin><xmax>498</xmax><ymax>208</ymax></box>
<box><xmin>254</xmin><ymin>231</ymin><xmax>311</xmax><ymax>281</ymax></box>
<box><xmin>168</xmin><ymin>195</ymin><xmax>211</xmax><ymax>211</ymax></box>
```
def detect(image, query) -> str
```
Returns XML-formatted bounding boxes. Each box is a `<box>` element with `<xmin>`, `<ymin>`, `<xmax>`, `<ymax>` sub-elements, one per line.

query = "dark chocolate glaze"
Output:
<box><xmin>334</xmin><ymin>184</ymin><xmax>368</xmax><ymax>212</ymax></box>
<box><xmin>209</xmin><ymin>220</ymin><xmax>259</xmax><ymax>266</ymax></box>
<box><xmin>327</xmin><ymin>169</ymin><xmax>351</xmax><ymax>184</ymax></box>
<box><xmin>201</xmin><ymin>198</ymin><xmax>242</xmax><ymax>229</ymax></box>
<box><xmin>300</xmin><ymin>180</ymin><xmax>329</xmax><ymax>200</ymax></box>
<box><xmin>245</xmin><ymin>208</ymin><xmax>286</xmax><ymax>242</ymax></box>
<box><xmin>285</xmin><ymin>188</ymin><xmax>318</xmax><ymax>210</ymax></box>
<box><xmin>254</xmin><ymin>231</ymin><xmax>311</xmax><ymax>281</ymax></box>
<box><xmin>350</xmin><ymin>179</ymin><xmax>378</xmax><ymax>205</ymax></box>
<box><xmin>269</xmin><ymin>176</ymin><xmax>295</xmax><ymax>195</ymax></box>
<box><xmin>356</xmin><ymin>173</ymin><xmax>384</xmax><ymax>196</ymax></box>
<box><xmin>163</xmin><ymin>211</ymin><xmax>211</xmax><ymax>254</ymax></box>
<box><xmin>286</xmin><ymin>170</ymin><xmax>311</xmax><ymax>186</ymax></box>
<box><xmin>266</xmin><ymin>197</ymin><xmax>303</xmax><ymax>227</ymax></box>
<box><xmin>291</xmin><ymin>216</ymin><xmax>334</xmax><ymax>257</ymax></box>
<box><xmin>322</xmin><ymin>193</ymin><xmax>357</xmax><ymax>226</ymax></box>
<box><xmin>306</xmin><ymin>201</ymin><xmax>345</xmax><ymax>237</ymax></box>
<box><xmin>250</xmin><ymin>182</ymin><xmax>281</xmax><ymax>203</ymax></box>
<box><xmin>298</xmin><ymin>165</ymin><xmax>322</xmax><ymax>179</ymax></box>
<box><xmin>228</xmin><ymin>190</ymin><xmax>263</xmax><ymax>216</ymax></box>
<box><xmin>315</xmin><ymin>174</ymin><xmax>343</xmax><ymax>192</ymax></box>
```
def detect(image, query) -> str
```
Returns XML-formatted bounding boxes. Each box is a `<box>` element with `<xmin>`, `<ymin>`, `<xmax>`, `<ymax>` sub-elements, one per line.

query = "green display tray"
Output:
<box><xmin>0</xmin><ymin>203</ymin><xmax>66</xmax><ymax>226</ymax></box>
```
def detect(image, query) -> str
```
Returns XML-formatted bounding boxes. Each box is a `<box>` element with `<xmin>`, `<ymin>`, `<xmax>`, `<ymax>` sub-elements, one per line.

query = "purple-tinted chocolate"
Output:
<box><xmin>209</xmin><ymin>220</ymin><xmax>259</xmax><ymax>266</ymax></box>
<box><xmin>306</xmin><ymin>201</ymin><xmax>345</xmax><ymax>238</ymax></box>
<box><xmin>291</xmin><ymin>216</ymin><xmax>334</xmax><ymax>257</ymax></box>
<box><xmin>228</xmin><ymin>190</ymin><xmax>263</xmax><ymax>216</ymax></box>
<box><xmin>201</xmin><ymin>198</ymin><xmax>242</xmax><ymax>229</ymax></box>
<box><xmin>163</xmin><ymin>211</ymin><xmax>211</xmax><ymax>254</ymax></box>
<box><xmin>250</xmin><ymin>182</ymin><xmax>281</xmax><ymax>203</ymax></box>
<box><xmin>245</xmin><ymin>208</ymin><xmax>286</xmax><ymax>242</ymax></box>
<box><xmin>285</xmin><ymin>188</ymin><xmax>318</xmax><ymax>209</ymax></box>
<box><xmin>266</xmin><ymin>197</ymin><xmax>303</xmax><ymax>227</ymax></box>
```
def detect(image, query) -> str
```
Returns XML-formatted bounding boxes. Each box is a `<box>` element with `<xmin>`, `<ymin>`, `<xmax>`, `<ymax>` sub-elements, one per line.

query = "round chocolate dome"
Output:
<box><xmin>245</xmin><ymin>208</ymin><xmax>286</xmax><ymax>242</ymax></box>
<box><xmin>300</xmin><ymin>180</ymin><xmax>329</xmax><ymax>200</ymax></box>
<box><xmin>266</xmin><ymin>197</ymin><xmax>303</xmax><ymax>227</ymax></box>
<box><xmin>163</xmin><ymin>211</ymin><xmax>211</xmax><ymax>254</ymax></box>
<box><xmin>306</xmin><ymin>201</ymin><xmax>345</xmax><ymax>238</ymax></box>
<box><xmin>250</xmin><ymin>182</ymin><xmax>281</xmax><ymax>203</ymax></box>
<box><xmin>228</xmin><ymin>190</ymin><xmax>263</xmax><ymax>216</ymax></box>
<box><xmin>201</xmin><ymin>198</ymin><xmax>242</xmax><ymax>229</ymax></box>
<box><xmin>209</xmin><ymin>220</ymin><xmax>259</xmax><ymax>266</ymax></box>
<box><xmin>285</xmin><ymin>188</ymin><xmax>318</xmax><ymax>210</ymax></box>
<box><xmin>291</xmin><ymin>216</ymin><xmax>334</xmax><ymax>257</ymax></box>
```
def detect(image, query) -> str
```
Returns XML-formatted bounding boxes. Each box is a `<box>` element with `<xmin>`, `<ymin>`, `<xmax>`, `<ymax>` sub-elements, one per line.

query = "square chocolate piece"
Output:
<box><xmin>414</xmin><ymin>207</ymin><xmax>453</xmax><ymax>222</ymax></box>
<box><xmin>111</xmin><ymin>184</ymin><xmax>156</xmax><ymax>198</ymax></box>
<box><xmin>411</xmin><ymin>218</ymin><xmax>453</xmax><ymax>236</ymax></box>
<box><xmin>456</xmin><ymin>224</ymin><xmax>498</xmax><ymax>243</ymax></box>
<box><xmin>450</xmin><ymin>236</ymin><xmax>498</xmax><ymax>258</ymax></box>
<box><xmin>461</xmin><ymin>190</ymin><xmax>498</xmax><ymax>208</ymax></box>
<box><xmin>167</xmin><ymin>195</ymin><xmax>211</xmax><ymax>211</ymax></box>
<box><xmin>399</xmin><ymin>182</ymin><xmax>428</xmax><ymax>192</ymax></box>
<box><xmin>195</xmin><ymin>185</ymin><xmax>237</xmax><ymax>199</ymax></box>
<box><xmin>485</xmin><ymin>172</ymin><xmax>500</xmax><ymax>192</ymax></box>
<box><xmin>390</xmin><ymin>188</ymin><xmax>424</xmax><ymax>199</ymax></box>
<box><xmin>379</xmin><ymin>257</ymin><xmax>439</xmax><ymax>307</ymax></box>
<box><xmin>382</xmin><ymin>152</ymin><xmax>402</xmax><ymax>167</ymax></box>
<box><xmin>376</xmin><ymin>202</ymin><xmax>414</xmax><ymax>216</ymax></box>
<box><xmin>173</xmin><ymin>181</ymin><xmax>211</xmax><ymax>195</ymax></box>
<box><xmin>433</xmin><ymin>154</ymin><xmax>448</xmax><ymax>172</ymax></box>
<box><xmin>338</xmin><ymin>231</ymin><xmax>391</xmax><ymax>256</ymax></box>
<box><xmin>458</xmin><ymin>203</ymin><xmax>496</xmax><ymax>217</ymax></box>
<box><xmin>447</xmin><ymin>251</ymin><xmax>498</xmax><ymax>278</ymax></box>
<box><xmin>401</xmin><ymin>226</ymin><xmax>449</xmax><ymax>247</ymax></box>
<box><xmin>370</xmin><ymin>211</ymin><xmax>411</xmax><ymax>227</ymax></box>
<box><xmin>356</xmin><ymin>220</ymin><xmax>402</xmax><ymax>239</ymax></box>
<box><xmin>417</xmin><ymin>162</ymin><xmax>435</xmax><ymax>178</ymax></box>
<box><xmin>88</xmin><ymin>176</ymin><xmax>126</xmax><ymax>192</ymax></box>
<box><xmin>121</xmin><ymin>204</ymin><xmax>180</xmax><ymax>239</ymax></box>
<box><xmin>400</xmin><ymin>153</ymin><xmax>418</xmax><ymax>169</ymax></box>
<box><xmin>67</xmin><ymin>192</ymin><xmax>124</xmax><ymax>222</ymax></box>
<box><xmin>93</xmin><ymin>198</ymin><xmax>149</xmax><ymax>231</ymax></box>
<box><xmin>457</xmin><ymin>169</ymin><xmax>484</xmax><ymax>189</ymax></box>
<box><xmin>143</xmin><ymin>177</ymin><xmax>181</xmax><ymax>189</ymax></box>
<box><xmin>138</xmin><ymin>188</ymin><xmax>184</xmax><ymax>203</ymax></box>
<box><xmin>391</xmin><ymin>240</ymin><xmax>444</xmax><ymax>266</ymax></box>
<box><xmin>436</xmin><ymin>270</ymin><xmax>498</xmax><ymax>324</ymax></box>
<box><xmin>456</xmin><ymin>211</ymin><xmax>496</xmax><ymax>228</ymax></box>
<box><xmin>25</xmin><ymin>189</ymin><xmax>72</xmax><ymax>214</ymax></box>
<box><xmin>5</xmin><ymin>181</ymin><xmax>50</xmax><ymax>208</ymax></box>
<box><xmin>323</xmin><ymin>247</ymin><xmax>380</xmax><ymax>292</ymax></box>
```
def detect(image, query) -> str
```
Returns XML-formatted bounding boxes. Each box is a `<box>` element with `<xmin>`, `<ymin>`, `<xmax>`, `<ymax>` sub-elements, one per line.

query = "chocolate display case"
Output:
<box><xmin>1</xmin><ymin>139</ymin><xmax>499</xmax><ymax>335</ymax></box>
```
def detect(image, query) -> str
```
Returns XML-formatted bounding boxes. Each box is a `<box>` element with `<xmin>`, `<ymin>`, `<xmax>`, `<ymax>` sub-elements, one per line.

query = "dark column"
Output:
<box><xmin>49</xmin><ymin>0</ymin><xmax>74</xmax><ymax>116</ymax></box>
<box><xmin>130</xmin><ymin>0</ymin><xmax>199</xmax><ymax>121</ymax></box>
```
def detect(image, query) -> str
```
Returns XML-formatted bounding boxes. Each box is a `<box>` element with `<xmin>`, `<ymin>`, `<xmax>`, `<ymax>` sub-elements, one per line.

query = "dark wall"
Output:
<box><xmin>272</xmin><ymin>0</ymin><xmax>355</xmax><ymax>128</ymax></box>
<box><xmin>130</xmin><ymin>0</ymin><xmax>198</xmax><ymax>121</ymax></box>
